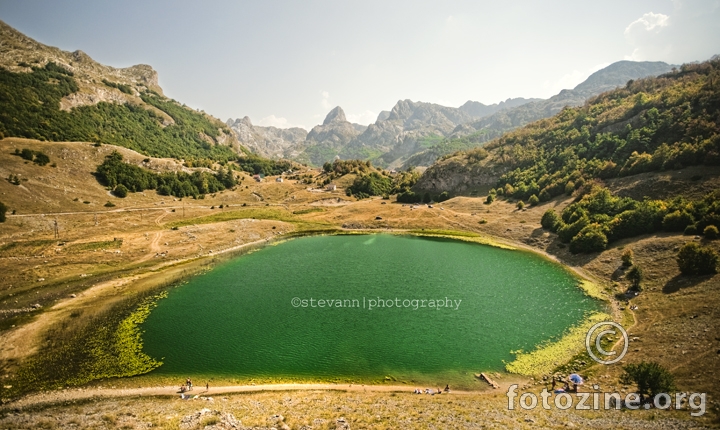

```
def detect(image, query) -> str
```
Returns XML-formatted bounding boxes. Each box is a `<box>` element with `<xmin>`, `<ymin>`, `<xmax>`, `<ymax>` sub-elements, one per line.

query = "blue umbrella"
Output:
<box><xmin>569</xmin><ymin>374</ymin><xmax>584</xmax><ymax>385</ymax></box>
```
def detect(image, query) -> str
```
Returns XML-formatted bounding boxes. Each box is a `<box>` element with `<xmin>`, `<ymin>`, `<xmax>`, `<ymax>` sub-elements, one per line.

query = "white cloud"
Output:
<box><xmin>624</xmin><ymin>12</ymin><xmax>670</xmax><ymax>42</ymax></box>
<box><xmin>346</xmin><ymin>110</ymin><xmax>377</xmax><ymax>125</ymax></box>
<box><xmin>321</xmin><ymin>90</ymin><xmax>331</xmax><ymax>109</ymax></box>
<box><xmin>256</xmin><ymin>115</ymin><xmax>306</xmax><ymax>130</ymax></box>
<box><xmin>623</xmin><ymin>12</ymin><xmax>672</xmax><ymax>60</ymax></box>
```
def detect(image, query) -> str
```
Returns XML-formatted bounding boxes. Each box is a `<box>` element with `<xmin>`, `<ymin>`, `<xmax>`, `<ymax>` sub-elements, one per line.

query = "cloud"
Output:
<box><xmin>623</xmin><ymin>12</ymin><xmax>672</xmax><ymax>61</ymax></box>
<box><xmin>321</xmin><ymin>91</ymin><xmax>331</xmax><ymax>109</ymax></box>
<box><xmin>346</xmin><ymin>110</ymin><xmax>377</xmax><ymax>125</ymax></box>
<box><xmin>256</xmin><ymin>115</ymin><xmax>306</xmax><ymax>130</ymax></box>
<box><xmin>624</xmin><ymin>12</ymin><xmax>670</xmax><ymax>40</ymax></box>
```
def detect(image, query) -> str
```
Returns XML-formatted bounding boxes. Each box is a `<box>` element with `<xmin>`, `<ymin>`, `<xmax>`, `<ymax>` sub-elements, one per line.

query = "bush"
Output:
<box><xmin>626</xmin><ymin>265</ymin><xmax>644</xmax><ymax>290</ymax></box>
<box><xmin>33</xmin><ymin>151</ymin><xmax>50</xmax><ymax>166</ymax></box>
<box><xmin>20</xmin><ymin>148</ymin><xmax>34</xmax><ymax>160</ymax></box>
<box><xmin>528</xmin><ymin>194</ymin><xmax>539</xmax><ymax>206</ymax></box>
<box><xmin>619</xmin><ymin>361</ymin><xmax>675</xmax><ymax>399</ymax></box>
<box><xmin>684</xmin><ymin>224</ymin><xmax>698</xmax><ymax>235</ymax></box>
<box><xmin>704</xmin><ymin>225</ymin><xmax>719</xmax><ymax>240</ymax></box>
<box><xmin>539</xmin><ymin>189</ymin><xmax>551</xmax><ymax>202</ymax></box>
<box><xmin>0</xmin><ymin>201</ymin><xmax>7</xmax><ymax>222</ymax></box>
<box><xmin>540</xmin><ymin>209</ymin><xmax>562</xmax><ymax>232</ymax></box>
<box><xmin>516</xmin><ymin>200</ymin><xmax>525</xmax><ymax>210</ymax></box>
<box><xmin>569</xmin><ymin>224</ymin><xmax>608</xmax><ymax>253</ymax></box>
<box><xmin>485</xmin><ymin>194</ymin><xmax>495</xmax><ymax>204</ymax></box>
<box><xmin>113</xmin><ymin>184</ymin><xmax>129</xmax><ymax>198</ymax></box>
<box><xmin>676</xmin><ymin>242</ymin><xmax>718</xmax><ymax>275</ymax></box>
<box><xmin>621</xmin><ymin>248</ymin><xmax>634</xmax><ymax>267</ymax></box>
<box><xmin>662</xmin><ymin>210</ymin><xmax>695</xmax><ymax>232</ymax></box>
<box><xmin>104</xmin><ymin>201</ymin><xmax>116</xmax><ymax>207</ymax></box>
<box><xmin>557</xmin><ymin>216</ymin><xmax>590</xmax><ymax>243</ymax></box>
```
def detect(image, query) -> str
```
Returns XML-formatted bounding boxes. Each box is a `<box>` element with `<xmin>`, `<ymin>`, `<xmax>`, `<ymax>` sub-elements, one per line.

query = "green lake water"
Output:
<box><xmin>141</xmin><ymin>234</ymin><xmax>602</xmax><ymax>386</ymax></box>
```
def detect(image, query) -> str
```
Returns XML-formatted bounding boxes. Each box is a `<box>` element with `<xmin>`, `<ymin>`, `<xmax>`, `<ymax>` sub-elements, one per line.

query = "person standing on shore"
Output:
<box><xmin>206</xmin><ymin>381</ymin><xmax>209</xmax><ymax>391</ymax></box>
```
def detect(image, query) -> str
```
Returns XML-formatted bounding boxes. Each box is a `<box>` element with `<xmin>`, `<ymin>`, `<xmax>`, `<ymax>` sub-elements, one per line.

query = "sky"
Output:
<box><xmin>1</xmin><ymin>0</ymin><xmax>719</xmax><ymax>130</ymax></box>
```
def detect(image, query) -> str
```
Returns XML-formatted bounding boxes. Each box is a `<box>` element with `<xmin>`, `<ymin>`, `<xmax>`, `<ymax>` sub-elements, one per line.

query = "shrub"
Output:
<box><xmin>20</xmin><ymin>148</ymin><xmax>34</xmax><ymax>160</ymax></box>
<box><xmin>704</xmin><ymin>225</ymin><xmax>719</xmax><ymax>240</ymax></box>
<box><xmin>113</xmin><ymin>184</ymin><xmax>129</xmax><ymax>198</ymax></box>
<box><xmin>676</xmin><ymin>242</ymin><xmax>718</xmax><ymax>275</ymax></box>
<box><xmin>621</xmin><ymin>248</ymin><xmax>634</xmax><ymax>267</ymax></box>
<box><xmin>619</xmin><ymin>361</ymin><xmax>675</xmax><ymax>399</ymax></box>
<box><xmin>33</xmin><ymin>151</ymin><xmax>50</xmax><ymax>166</ymax></box>
<box><xmin>662</xmin><ymin>210</ymin><xmax>695</xmax><ymax>232</ymax></box>
<box><xmin>557</xmin><ymin>216</ymin><xmax>590</xmax><ymax>243</ymax></box>
<box><xmin>540</xmin><ymin>208</ymin><xmax>562</xmax><ymax>232</ymax></box>
<box><xmin>684</xmin><ymin>224</ymin><xmax>698</xmax><ymax>235</ymax></box>
<box><xmin>626</xmin><ymin>265</ymin><xmax>644</xmax><ymax>290</ymax></box>
<box><xmin>104</xmin><ymin>201</ymin><xmax>116</xmax><ymax>207</ymax></box>
<box><xmin>569</xmin><ymin>224</ymin><xmax>608</xmax><ymax>253</ymax></box>
<box><xmin>516</xmin><ymin>200</ymin><xmax>525</xmax><ymax>210</ymax></box>
<box><xmin>539</xmin><ymin>189</ymin><xmax>551</xmax><ymax>202</ymax></box>
<box><xmin>0</xmin><ymin>201</ymin><xmax>7</xmax><ymax>222</ymax></box>
<box><xmin>528</xmin><ymin>194</ymin><xmax>539</xmax><ymax>206</ymax></box>
<box><xmin>485</xmin><ymin>194</ymin><xmax>495</xmax><ymax>204</ymax></box>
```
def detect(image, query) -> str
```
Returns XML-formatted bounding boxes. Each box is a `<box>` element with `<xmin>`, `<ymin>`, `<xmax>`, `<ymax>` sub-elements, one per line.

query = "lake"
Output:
<box><xmin>141</xmin><ymin>234</ymin><xmax>601</xmax><ymax>387</ymax></box>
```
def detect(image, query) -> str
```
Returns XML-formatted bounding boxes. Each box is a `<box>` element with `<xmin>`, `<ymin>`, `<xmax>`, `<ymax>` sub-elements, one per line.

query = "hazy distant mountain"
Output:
<box><xmin>226</xmin><ymin>117</ymin><xmax>307</xmax><ymax>159</ymax></box>
<box><xmin>463</xmin><ymin>61</ymin><xmax>675</xmax><ymax>139</ymax></box>
<box><xmin>229</xmin><ymin>61</ymin><xmax>675</xmax><ymax>168</ymax></box>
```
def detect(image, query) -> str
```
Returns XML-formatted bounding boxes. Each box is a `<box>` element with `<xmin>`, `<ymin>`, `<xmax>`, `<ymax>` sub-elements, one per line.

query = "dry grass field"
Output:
<box><xmin>0</xmin><ymin>138</ymin><xmax>719</xmax><ymax>428</ymax></box>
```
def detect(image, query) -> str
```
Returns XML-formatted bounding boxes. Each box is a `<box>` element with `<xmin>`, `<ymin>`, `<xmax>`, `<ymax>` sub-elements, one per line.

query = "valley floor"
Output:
<box><xmin>0</xmin><ymin>139</ymin><xmax>719</xmax><ymax>428</ymax></box>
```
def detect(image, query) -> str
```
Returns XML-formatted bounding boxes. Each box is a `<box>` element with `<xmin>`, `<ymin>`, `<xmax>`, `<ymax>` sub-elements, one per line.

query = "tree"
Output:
<box><xmin>20</xmin><ymin>148</ymin><xmax>34</xmax><ymax>161</ymax></box>
<box><xmin>541</xmin><ymin>208</ymin><xmax>562</xmax><ymax>232</ymax></box>
<box><xmin>676</xmin><ymin>242</ymin><xmax>718</xmax><ymax>275</ymax></box>
<box><xmin>626</xmin><ymin>265</ymin><xmax>644</xmax><ymax>290</ymax></box>
<box><xmin>114</xmin><ymin>184</ymin><xmax>129</xmax><ymax>198</ymax></box>
<box><xmin>486</xmin><ymin>194</ymin><xmax>495</xmax><ymax>204</ymax></box>
<box><xmin>704</xmin><ymin>225</ymin><xmax>719</xmax><ymax>240</ymax></box>
<box><xmin>516</xmin><ymin>200</ymin><xmax>525</xmax><ymax>210</ymax></box>
<box><xmin>621</xmin><ymin>248</ymin><xmax>634</xmax><ymax>267</ymax></box>
<box><xmin>619</xmin><ymin>361</ymin><xmax>675</xmax><ymax>400</ymax></box>
<box><xmin>33</xmin><ymin>151</ymin><xmax>50</xmax><ymax>166</ymax></box>
<box><xmin>528</xmin><ymin>194</ymin><xmax>540</xmax><ymax>206</ymax></box>
<box><xmin>569</xmin><ymin>224</ymin><xmax>608</xmax><ymax>253</ymax></box>
<box><xmin>0</xmin><ymin>201</ymin><xmax>7</xmax><ymax>222</ymax></box>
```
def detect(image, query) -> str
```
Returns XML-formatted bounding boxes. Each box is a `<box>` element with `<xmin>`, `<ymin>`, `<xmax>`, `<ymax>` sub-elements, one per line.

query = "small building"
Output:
<box><xmin>253</xmin><ymin>174</ymin><xmax>262</xmax><ymax>182</ymax></box>
<box><xmin>326</xmin><ymin>183</ymin><xmax>337</xmax><ymax>191</ymax></box>
<box><xmin>276</xmin><ymin>177</ymin><xmax>283</xmax><ymax>182</ymax></box>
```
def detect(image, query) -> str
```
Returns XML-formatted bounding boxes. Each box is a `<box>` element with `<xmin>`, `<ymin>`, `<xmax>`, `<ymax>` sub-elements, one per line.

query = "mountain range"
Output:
<box><xmin>229</xmin><ymin>61</ymin><xmax>675</xmax><ymax>168</ymax></box>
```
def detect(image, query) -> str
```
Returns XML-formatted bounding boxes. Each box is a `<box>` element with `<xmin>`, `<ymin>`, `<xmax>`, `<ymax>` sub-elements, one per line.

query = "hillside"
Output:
<box><xmin>416</xmin><ymin>59</ymin><xmax>720</xmax><ymax>195</ymax></box>
<box><xmin>0</xmin><ymin>20</ymin><xmax>244</xmax><ymax>162</ymax></box>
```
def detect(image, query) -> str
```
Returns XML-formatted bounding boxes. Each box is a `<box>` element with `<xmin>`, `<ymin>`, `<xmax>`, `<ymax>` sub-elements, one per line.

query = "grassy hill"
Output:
<box><xmin>416</xmin><ymin>58</ymin><xmax>720</xmax><ymax>197</ymax></box>
<box><xmin>0</xmin><ymin>20</ymin><xmax>246</xmax><ymax>163</ymax></box>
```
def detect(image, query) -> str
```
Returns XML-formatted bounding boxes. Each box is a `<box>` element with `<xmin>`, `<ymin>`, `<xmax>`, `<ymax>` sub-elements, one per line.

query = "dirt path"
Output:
<box><xmin>3</xmin><ymin>383</ymin><xmax>494</xmax><ymax>410</ymax></box>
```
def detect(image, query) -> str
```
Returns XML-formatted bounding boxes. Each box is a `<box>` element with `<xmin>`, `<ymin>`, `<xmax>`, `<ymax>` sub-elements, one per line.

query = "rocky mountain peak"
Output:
<box><xmin>323</xmin><ymin>106</ymin><xmax>347</xmax><ymax>125</ymax></box>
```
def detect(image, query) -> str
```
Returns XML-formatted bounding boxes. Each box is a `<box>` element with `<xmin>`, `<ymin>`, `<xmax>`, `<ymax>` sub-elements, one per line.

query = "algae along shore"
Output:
<box><xmin>1</xmin><ymin>10</ymin><xmax>720</xmax><ymax>430</ymax></box>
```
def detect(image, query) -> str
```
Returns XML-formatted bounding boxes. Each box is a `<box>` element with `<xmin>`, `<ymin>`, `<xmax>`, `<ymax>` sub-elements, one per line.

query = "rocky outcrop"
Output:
<box><xmin>413</xmin><ymin>156</ymin><xmax>505</xmax><ymax>194</ymax></box>
<box><xmin>227</xmin><ymin>117</ymin><xmax>307</xmax><ymax>159</ymax></box>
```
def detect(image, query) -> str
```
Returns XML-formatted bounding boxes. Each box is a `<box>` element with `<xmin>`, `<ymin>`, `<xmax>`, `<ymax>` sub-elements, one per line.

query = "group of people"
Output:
<box><xmin>179</xmin><ymin>378</ymin><xmax>210</xmax><ymax>393</ymax></box>
<box><xmin>550</xmin><ymin>376</ymin><xmax>579</xmax><ymax>393</ymax></box>
<box><xmin>413</xmin><ymin>385</ymin><xmax>450</xmax><ymax>395</ymax></box>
